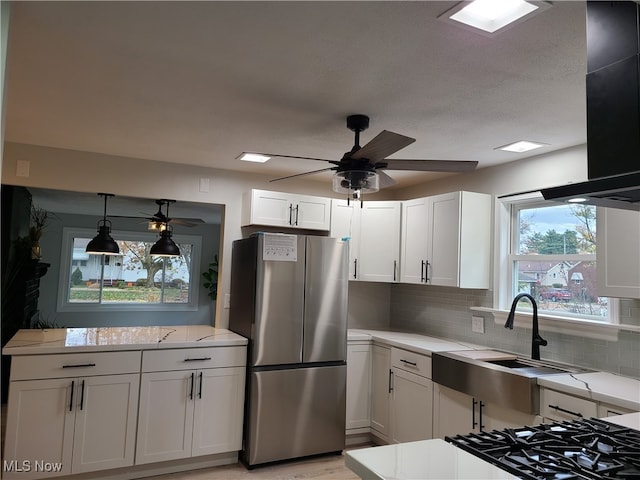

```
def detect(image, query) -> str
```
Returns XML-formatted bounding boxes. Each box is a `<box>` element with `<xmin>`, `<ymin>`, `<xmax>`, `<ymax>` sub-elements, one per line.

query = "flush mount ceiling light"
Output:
<box><xmin>496</xmin><ymin>140</ymin><xmax>547</xmax><ymax>153</ymax></box>
<box><xmin>238</xmin><ymin>152</ymin><xmax>271</xmax><ymax>163</ymax></box>
<box><xmin>439</xmin><ymin>0</ymin><xmax>551</xmax><ymax>36</ymax></box>
<box><xmin>86</xmin><ymin>193</ymin><xmax>120</xmax><ymax>255</ymax></box>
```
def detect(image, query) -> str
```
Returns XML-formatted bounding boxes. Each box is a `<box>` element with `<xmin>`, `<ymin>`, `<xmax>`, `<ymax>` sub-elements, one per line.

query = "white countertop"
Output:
<box><xmin>348</xmin><ymin>329</ymin><xmax>479</xmax><ymax>354</ymax></box>
<box><xmin>345</xmin><ymin>439</ymin><xmax>518</xmax><ymax>480</ymax></box>
<box><xmin>537</xmin><ymin>371</ymin><xmax>640</xmax><ymax>411</ymax></box>
<box><xmin>2</xmin><ymin>325</ymin><xmax>247</xmax><ymax>355</ymax></box>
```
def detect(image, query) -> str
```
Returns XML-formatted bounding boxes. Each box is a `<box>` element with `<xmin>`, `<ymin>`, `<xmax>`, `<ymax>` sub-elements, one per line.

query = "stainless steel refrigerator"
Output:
<box><xmin>228</xmin><ymin>233</ymin><xmax>348</xmax><ymax>467</ymax></box>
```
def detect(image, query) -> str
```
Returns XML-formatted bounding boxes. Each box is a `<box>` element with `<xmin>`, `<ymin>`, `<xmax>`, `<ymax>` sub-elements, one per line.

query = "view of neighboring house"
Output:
<box><xmin>517</xmin><ymin>261</ymin><xmax>598</xmax><ymax>302</ymax></box>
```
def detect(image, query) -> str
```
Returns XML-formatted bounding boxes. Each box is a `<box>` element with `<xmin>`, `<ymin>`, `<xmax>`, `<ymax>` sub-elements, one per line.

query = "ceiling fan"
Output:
<box><xmin>244</xmin><ymin>114</ymin><xmax>478</xmax><ymax>200</ymax></box>
<box><xmin>111</xmin><ymin>199</ymin><xmax>205</xmax><ymax>228</ymax></box>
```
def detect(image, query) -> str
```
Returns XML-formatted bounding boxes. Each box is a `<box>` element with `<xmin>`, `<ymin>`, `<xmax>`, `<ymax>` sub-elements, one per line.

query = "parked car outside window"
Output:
<box><xmin>539</xmin><ymin>288</ymin><xmax>573</xmax><ymax>302</ymax></box>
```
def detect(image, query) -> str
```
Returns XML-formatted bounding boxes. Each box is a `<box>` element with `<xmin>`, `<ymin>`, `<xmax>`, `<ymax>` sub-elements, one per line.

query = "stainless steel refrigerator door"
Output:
<box><xmin>303</xmin><ymin>237</ymin><xmax>349</xmax><ymax>363</ymax></box>
<box><xmin>252</xmin><ymin>235</ymin><xmax>306</xmax><ymax>367</ymax></box>
<box><xmin>245</xmin><ymin>365</ymin><xmax>346</xmax><ymax>466</ymax></box>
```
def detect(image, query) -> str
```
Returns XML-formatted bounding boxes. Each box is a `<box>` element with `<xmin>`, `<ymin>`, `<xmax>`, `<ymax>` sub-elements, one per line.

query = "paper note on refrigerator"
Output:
<box><xmin>263</xmin><ymin>233</ymin><xmax>297</xmax><ymax>261</ymax></box>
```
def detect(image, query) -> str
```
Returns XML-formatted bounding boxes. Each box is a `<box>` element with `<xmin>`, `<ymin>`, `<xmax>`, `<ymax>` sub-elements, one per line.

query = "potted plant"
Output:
<box><xmin>202</xmin><ymin>255</ymin><xmax>218</xmax><ymax>301</ymax></box>
<box><xmin>29</xmin><ymin>205</ymin><xmax>50</xmax><ymax>259</ymax></box>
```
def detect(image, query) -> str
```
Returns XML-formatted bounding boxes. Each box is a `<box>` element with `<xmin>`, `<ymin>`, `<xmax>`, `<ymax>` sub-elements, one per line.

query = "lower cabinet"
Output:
<box><xmin>370</xmin><ymin>345</ymin><xmax>434</xmax><ymax>444</ymax></box>
<box><xmin>135</xmin><ymin>347</ymin><xmax>246</xmax><ymax>465</ymax></box>
<box><xmin>433</xmin><ymin>384</ymin><xmax>541</xmax><ymax>438</ymax></box>
<box><xmin>346</xmin><ymin>342</ymin><xmax>372</xmax><ymax>432</ymax></box>
<box><xmin>3</xmin><ymin>352</ymin><xmax>140</xmax><ymax>479</ymax></box>
<box><xmin>540</xmin><ymin>388</ymin><xmax>598</xmax><ymax>423</ymax></box>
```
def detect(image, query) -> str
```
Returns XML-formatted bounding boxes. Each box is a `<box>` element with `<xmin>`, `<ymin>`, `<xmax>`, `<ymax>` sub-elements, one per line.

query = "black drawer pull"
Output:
<box><xmin>548</xmin><ymin>404</ymin><xmax>583</xmax><ymax>417</ymax></box>
<box><xmin>63</xmin><ymin>363</ymin><xmax>96</xmax><ymax>368</ymax></box>
<box><xmin>400</xmin><ymin>359</ymin><xmax>417</xmax><ymax>367</ymax></box>
<box><xmin>184</xmin><ymin>357</ymin><xmax>212</xmax><ymax>362</ymax></box>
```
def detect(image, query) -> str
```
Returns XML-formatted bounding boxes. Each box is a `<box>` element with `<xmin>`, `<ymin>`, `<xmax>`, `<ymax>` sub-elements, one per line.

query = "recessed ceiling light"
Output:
<box><xmin>439</xmin><ymin>1</ymin><xmax>550</xmax><ymax>36</ymax></box>
<box><xmin>496</xmin><ymin>140</ymin><xmax>546</xmax><ymax>153</ymax></box>
<box><xmin>238</xmin><ymin>152</ymin><xmax>270</xmax><ymax>163</ymax></box>
<box><xmin>567</xmin><ymin>197</ymin><xmax>588</xmax><ymax>204</ymax></box>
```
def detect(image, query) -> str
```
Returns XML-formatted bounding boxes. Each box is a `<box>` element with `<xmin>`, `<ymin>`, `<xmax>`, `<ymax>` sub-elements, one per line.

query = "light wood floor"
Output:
<box><xmin>140</xmin><ymin>451</ymin><xmax>363</xmax><ymax>480</ymax></box>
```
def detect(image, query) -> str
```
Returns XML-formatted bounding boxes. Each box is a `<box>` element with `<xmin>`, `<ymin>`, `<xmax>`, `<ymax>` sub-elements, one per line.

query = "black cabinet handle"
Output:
<box><xmin>63</xmin><ymin>363</ymin><xmax>96</xmax><ymax>368</ymax></box>
<box><xmin>294</xmin><ymin>205</ymin><xmax>299</xmax><ymax>226</ymax></box>
<box><xmin>80</xmin><ymin>380</ymin><xmax>86</xmax><ymax>411</ymax></box>
<box><xmin>421</xmin><ymin>260</ymin><xmax>426</xmax><ymax>282</ymax></box>
<box><xmin>198</xmin><ymin>372</ymin><xmax>203</xmax><ymax>399</ymax></box>
<box><xmin>548</xmin><ymin>404</ymin><xmax>583</xmax><ymax>418</ymax></box>
<box><xmin>184</xmin><ymin>357</ymin><xmax>212</xmax><ymax>362</ymax></box>
<box><xmin>189</xmin><ymin>372</ymin><xmax>195</xmax><ymax>400</ymax></box>
<box><xmin>400</xmin><ymin>359</ymin><xmax>417</xmax><ymax>367</ymax></box>
<box><xmin>479</xmin><ymin>401</ymin><xmax>485</xmax><ymax>431</ymax></box>
<box><xmin>69</xmin><ymin>380</ymin><xmax>75</xmax><ymax>412</ymax></box>
<box><xmin>425</xmin><ymin>260</ymin><xmax>431</xmax><ymax>283</ymax></box>
<box><xmin>353</xmin><ymin>259</ymin><xmax>358</xmax><ymax>279</ymax></box>
<box><xmin>289</xmin><ymin>204</ymin><xmax>293</xmax><ymax>225</ymax></box>
<box><xmin>393</xmin><ymin>260</ymin><xmax>397</xmax><ymax>282</ymax></box>
<box><xmin>388</xmin><ymin>369</ymin><xmax>394</xmax><ymax>393</ymax></box>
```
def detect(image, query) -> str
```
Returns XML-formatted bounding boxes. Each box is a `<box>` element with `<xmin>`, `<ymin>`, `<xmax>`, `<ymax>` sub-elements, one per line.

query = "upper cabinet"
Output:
<box><xmin>596</xmin><ymin>207</ymin><xmax>640</xmax><ymax>298</ymax></box>
<box><xmin>242</xmin><ymin>189</ymin><xmax>331</xmax><ymax>231</ymax></box>
<box><xmin>401</xmin><ymin>191</ymin><xmax>492</xmax><ymax>289</ymax></box>
<box><xmin>330</xmin><ymin>200</ymin><xmax>401</xmax><ymax>282</ymax></box>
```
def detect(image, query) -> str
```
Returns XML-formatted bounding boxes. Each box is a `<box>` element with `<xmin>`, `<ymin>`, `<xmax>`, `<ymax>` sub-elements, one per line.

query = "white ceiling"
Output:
<box><xmin>4</xmin><ymin>1</ymin><xmax>587</xmax><ymax>191</ymax></box>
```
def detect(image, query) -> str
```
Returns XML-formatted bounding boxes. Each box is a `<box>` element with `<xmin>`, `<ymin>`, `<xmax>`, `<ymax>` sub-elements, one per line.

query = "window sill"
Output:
<box><xmin>470</xmin><ymin>307</ymin><xmax>640</xmax><ymax>341</ymax></box>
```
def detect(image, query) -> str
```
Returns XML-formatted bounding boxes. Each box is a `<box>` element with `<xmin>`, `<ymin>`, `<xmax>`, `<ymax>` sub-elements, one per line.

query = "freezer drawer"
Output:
<box><xmin>244</xmin><ymin>365</ymin><xmax>346</xmax><ymax>466</ymax></box>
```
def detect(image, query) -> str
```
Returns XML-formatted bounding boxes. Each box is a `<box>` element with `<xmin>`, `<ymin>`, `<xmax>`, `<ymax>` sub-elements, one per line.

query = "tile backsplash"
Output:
<box><xmin>390</xmin><ymin>284</ymin><xmax>640</xmax><ymax>379</ymax></box>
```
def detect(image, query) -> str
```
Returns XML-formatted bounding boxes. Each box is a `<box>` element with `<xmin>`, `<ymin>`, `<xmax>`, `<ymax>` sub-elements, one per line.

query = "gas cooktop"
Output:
<box><xmin>445</xmin><ymin>418</ymin><xmax>640</xmax><ymax>479</ymax></box>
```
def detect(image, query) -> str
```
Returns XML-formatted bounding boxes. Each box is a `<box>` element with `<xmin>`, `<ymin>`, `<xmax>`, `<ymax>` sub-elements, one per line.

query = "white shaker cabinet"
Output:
<box><xmin>400</xmin><ymin>191</ymin><xmax>492</xmax><ymax>288</ymax></box>
<box><xmin>330</xmin><ymin>199</ymin><xmax>401</xmax><ymax>282</ymax></box>
<box><xmin>3</xmin><ymin>352</ymin><xmax>140</xmax><ymax>479</ymax></box>
<box><xmin>346</xmin><ymin>341</ymin><xmax>372</xmax><ymax>432</ymax></box>
<box><xmin>370</xmin><ymin>344</ymin><xmax>392</xmax><ymax>439</ymax></box>
<box><xmin>433</xmin><ymin>384</ymin><xmax>541</xmax><ymax>438</ymax></box>
<box><xmin>135</xmin><ymin>347</ymin><xmax>246</xmax><ymax>465</ymax></box>
<box><xmin>242</xmin><ymin>189</ymin><xmax>331</xmax><ymax>231</ymax></box>
<box><xmin>596</xmin><ymin>207</ymin><xmax>640</xmax><ymax>298</ymax></box>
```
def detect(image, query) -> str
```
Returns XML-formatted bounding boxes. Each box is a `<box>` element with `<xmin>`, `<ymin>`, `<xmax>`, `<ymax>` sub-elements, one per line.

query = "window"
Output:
<box><xmin>59</xmin><ymin>228</ymin><xmax>201</xmax><ymax>311</ymax></box>
<box><xmin>504</xmin><ymin>196</ymin><xmax>613</xmax><ymax>323</ymax></box>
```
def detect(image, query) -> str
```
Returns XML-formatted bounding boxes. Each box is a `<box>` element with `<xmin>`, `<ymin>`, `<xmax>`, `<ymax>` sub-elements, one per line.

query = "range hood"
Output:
<box><xmin>541</xmin><ymin>1</ymin><xmax>640</xmax><ymax>212</ymax></box>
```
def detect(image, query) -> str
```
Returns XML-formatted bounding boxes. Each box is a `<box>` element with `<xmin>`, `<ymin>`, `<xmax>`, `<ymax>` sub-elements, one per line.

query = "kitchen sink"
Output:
<box><xmin>432</xmin><ymin>350</ymin><xmax>591</xmax><ymax>415</ymax></box>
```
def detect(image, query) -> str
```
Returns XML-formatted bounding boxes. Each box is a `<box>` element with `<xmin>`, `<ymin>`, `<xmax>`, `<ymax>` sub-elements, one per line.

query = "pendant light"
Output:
<box><xmin>86</xmin><ymin>193</ymin><xmax>120</xmax><ymax>255</ymax></box>
<box><xmin>150</xmin><ymin>201</ymin><xmax>180</xmax><ymax>257</ymax></box>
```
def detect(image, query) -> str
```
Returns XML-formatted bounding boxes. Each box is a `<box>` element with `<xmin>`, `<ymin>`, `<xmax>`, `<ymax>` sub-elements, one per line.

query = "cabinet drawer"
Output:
<box><xmin>391</xmin><ymin>348</ymin><xmax>431</xmax><ymax>378</ymax></box>
<box><xmin>10</xmin><ymin>351</ymin><xmax>141</xmax><ymax>380</ymax></box>
<box><xmin>541</xmin><ymin>389</ymin><xmax>598</xmax><ymax>421</ymax></box>
<box><xmin>142</xmin><ymin>346</ymin><xmax>246</xmax><ymax>372</ymax></box>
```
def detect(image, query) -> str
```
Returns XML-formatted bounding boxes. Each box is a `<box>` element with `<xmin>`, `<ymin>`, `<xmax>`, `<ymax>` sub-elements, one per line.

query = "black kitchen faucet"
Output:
<box><xmin>504</xmin><ymin>293</ymin><xmax>548</xmax><ymax>361</ymax></box>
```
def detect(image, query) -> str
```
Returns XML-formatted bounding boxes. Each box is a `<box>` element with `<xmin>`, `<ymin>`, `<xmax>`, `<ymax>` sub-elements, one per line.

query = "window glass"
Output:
<box><xmin>511</xmin><ymin>202</ymin><xmax>608</xmax><ymax>321</ymax></box>
<box><xmin>64</xmin><ymin>230</ymin><xmax>199</xmax><ymax>310</ymax></box>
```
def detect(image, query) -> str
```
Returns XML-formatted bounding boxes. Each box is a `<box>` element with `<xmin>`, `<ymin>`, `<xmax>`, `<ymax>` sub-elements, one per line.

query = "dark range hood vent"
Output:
<box><xmin>542</xmin><ymin>1</ymin><xmax>640</xmax><ymax>211</ymax></box>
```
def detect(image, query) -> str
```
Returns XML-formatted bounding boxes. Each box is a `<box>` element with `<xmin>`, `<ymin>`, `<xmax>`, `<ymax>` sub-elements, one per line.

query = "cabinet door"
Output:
<box><xmin>192</xmin><ymin>367</ymin><xmax>245</xmax><ymax>457</ymax></box>
<box><xmin>427</xmin><ymin>192</ymin><xmax>461</xmax><ymax>287</ymax></box>
<box><xmin>295</xmin><ymin>195</ymin><xmax>331</xmax><ymax>230</ymax></box>
<box><xmin>136</xmin><ymin>371</ymin><xmax>195</xmax><ymax>464</ymax></box>
<box><xmin>400</xmin><ymin>198</ymin><xmax>429</xmax><ymax>284</ymax></box>
<box><xmin>370</xmin><ymin>345</ymin><xmax>391</xmax><ymax>438</ymax></box>
<box><xmin>483</xmin><ymin>402</ymin><xmax>541</xmax><ymax>432</ymax></box>
<box><xmin>246</xmin><ymin>190</ymin><xmax>292</xmax><ymax>227</ymax></box>
<box><xmin>330</xmin><ymin>199</ymin><xmax>361</xmax><ymax>279</ymax></box>
<box><xmin>3</xmin><ymin>379</ymin><xmax>74</xmax><ymax>478</ymax></box>
<box><xmin>346</xmin><ymin>343</ymin><xmax>371</xmax><ymax>430</ymax></box>
<box><xmin>597</xmin><ymin>207</ymin><xmax>640</xmax><ymax>298</ymax></box>
<box><xmin>433</xmin><ymin>384</ymin><xmax>475</xmax><ymax>438</ymax></box>
<box><xmin>390</xmin><ymin>369</ymin><xmax>433</xmax><ymax>443</ymax></box>
<box><xmin>72</xmin><ymin>374</ymin><xmax>139</xmax><ymax>473</ymax></box>
<box><xmin>359</xmin><ymin>202</ymin><xmax>401</xmax><ymax>282</ymax></box>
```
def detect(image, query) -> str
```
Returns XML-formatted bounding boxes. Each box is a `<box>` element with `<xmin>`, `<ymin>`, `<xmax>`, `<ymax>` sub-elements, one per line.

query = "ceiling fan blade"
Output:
<box><xmin>167</xmin><ymin>218</ymin><xmax>204</xmax><ymax>227</ymax></box>
<box><xmin>380</xmin><ymin>159</ymin><xmax>478</xmax><ymax>172</ymax></box>
<box><xmin>270</xmin><ymin>167</ymin><xmax>337</xmax><ymax>183</ymax></box>
<box><xmin>248</xmin><ymin>152</ymin><xmax>340</xmax><ymax>164</ymax></box>
<box><xmin>351</xmin><ymin>130</ymin><xmax>415</xmax><ymax>162</ymax></box>
<box><xmin>377</xmin><ymin>170</ymin><xmax>397</xmax><ymax>189</ymax></box>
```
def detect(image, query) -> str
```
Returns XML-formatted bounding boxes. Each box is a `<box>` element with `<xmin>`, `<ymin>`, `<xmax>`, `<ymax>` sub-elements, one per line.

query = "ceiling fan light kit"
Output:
<box><xmin>260</xmin><ymin>114</ymin><xmax>478</xmax><ymax>203</ymax></box>
<box><xmin>86</xmin><ymin>193</ymin><xmax>120</xmax><ymax>256</ymax></box>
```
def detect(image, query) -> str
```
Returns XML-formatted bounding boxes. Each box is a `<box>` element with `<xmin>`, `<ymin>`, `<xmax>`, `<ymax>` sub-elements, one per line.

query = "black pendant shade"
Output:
<box><xmin>150</xmin><ymin>227</ymin><xmax>180</xmax><ymax>257</ymax></box>
<box><xmin>86</xmin><ymin>193</ymin><xmax>120</xmax><ymax>255</ymax></box>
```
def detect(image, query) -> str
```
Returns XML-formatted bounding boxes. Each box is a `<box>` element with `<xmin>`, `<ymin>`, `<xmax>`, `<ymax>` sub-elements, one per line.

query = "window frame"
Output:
<box><xmin>57</xmin><ymin>227</ymin><xmax>202</xmax><ymax>313</ymax></box>
<box><xmin>482</xmin><ymin>192</ymin><xmax>623</xmax><ymax>340</ymax></box>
